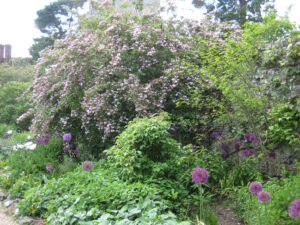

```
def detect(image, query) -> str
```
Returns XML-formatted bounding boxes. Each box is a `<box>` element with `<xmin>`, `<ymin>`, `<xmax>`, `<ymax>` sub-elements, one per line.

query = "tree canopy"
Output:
<box><xmin>192</xmin><ymin>0</ymin><xmax>275</xmax><ymax>25</ymax></box>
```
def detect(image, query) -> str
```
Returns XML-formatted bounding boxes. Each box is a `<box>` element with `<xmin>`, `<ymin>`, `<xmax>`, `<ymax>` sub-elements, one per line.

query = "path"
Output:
<box><xmin>214</xmin><ymin>201</ymin><xmax>245</xmax><ymax>225</ymax></box>
<box><xmin>0</xmin><ymin>204</ymin><xmax>18</xmax><ymax>225</ymax></box>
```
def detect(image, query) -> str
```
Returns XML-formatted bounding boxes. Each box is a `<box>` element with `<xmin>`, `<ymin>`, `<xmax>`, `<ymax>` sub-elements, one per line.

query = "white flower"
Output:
<box><xmin>6</xmin><ymin>130</ymin><xmax>13</xmax><ymax>135</ymax></box>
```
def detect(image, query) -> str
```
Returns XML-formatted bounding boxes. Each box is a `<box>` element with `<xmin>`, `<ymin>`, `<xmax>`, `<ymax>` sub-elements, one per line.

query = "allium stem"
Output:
<box><xmin>198</xmin><ymin>183</ymin><xmax>203</xmax><ymax>221</ymax></box>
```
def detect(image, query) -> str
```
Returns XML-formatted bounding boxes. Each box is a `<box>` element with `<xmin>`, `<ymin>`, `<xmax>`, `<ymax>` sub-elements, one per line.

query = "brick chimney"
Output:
<box><xmin>0</xmin><ymin>45</ymin><xmax>4</xmax><ymax>63</ymax></box>
<box><xmin>4</xmin><ymin>44</ymin><xmax>11</xmax><ymax>62</ymax></box>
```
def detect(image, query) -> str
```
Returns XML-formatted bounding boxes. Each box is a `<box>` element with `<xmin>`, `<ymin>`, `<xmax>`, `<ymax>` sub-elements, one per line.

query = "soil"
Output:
<box><xmin>0</xmin><ymin>204</ymin><xmax>18</xmax><ymax>225</ymax></box>
<box><xmin>214</xmin><ymin>201</ymin><xmax>245</xmax><ymax>225</ymax></box>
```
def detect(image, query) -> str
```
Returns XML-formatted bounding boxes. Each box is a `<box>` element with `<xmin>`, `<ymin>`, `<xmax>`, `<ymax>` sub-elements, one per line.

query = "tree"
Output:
<box><xmin>30</xmin><ymin>0</ymin><xmax>87</xmax><ymax>60</ymax></box>
<box><xmin>192</xmin><ymin>0</ymin><xmax>275</xmax><ymax>25</ymax></box>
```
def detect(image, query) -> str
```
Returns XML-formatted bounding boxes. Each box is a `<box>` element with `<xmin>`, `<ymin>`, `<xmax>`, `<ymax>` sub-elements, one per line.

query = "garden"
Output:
<box><xmin>0</xmin><ymin>1</ymin><xmax>299</xmax><ymax>225</ymax></box>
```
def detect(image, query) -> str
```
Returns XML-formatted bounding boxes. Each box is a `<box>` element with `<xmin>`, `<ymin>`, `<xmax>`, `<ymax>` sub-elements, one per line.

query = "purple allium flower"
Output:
<box><xmin>69</xmin><ymin>144</ymin><xmax>76</xmax><ymax>150</ymax></box>
<box><xmin>192</xmin><ymin>167</ymin><xmax>209</xmax><ymax>184</ymax></box>
<box><xmin>74</xmin><ymin>149</ymin><xmax>81</xmax><ymax>155</ymax></box>
<box><xmin>288</xmin><ymin>199</ymin><xmax>300</xmax><ymax>218</ymax></box>
<box><xmin>167</xmin><ymin>125</ymin><xmax>176</xmax><ymax>134</ymax></box>
<box><xmin>43</xmin><ymin>134</ymin><xmax>51</xmax><ymax>144</ymax></box>
<box><xmin>249</xmin><ymin>135</ymin><xmax>255</xmax><ymax>142</ymax></box>
<box><xmin>221</xmin><ymin>150</ymin><xmax>227</xmax><ymax>157</ymax></box>
<box><xmin>233</xmin><ymin>138</ymin><xmax>240</xmax><ymax>143</ymax></box>
<box><xmin>193</xmin><ymin>146</ymin><xmax>197</xmax><ymax>151</ymax></box>
<box><xmin>220</xmin><ymin>143</ymin><xmax>227</xmax><ymax>148</ymax></box>
<box><xmin>249</xmin><ymin>181</ymin><xmax>263</xmax><ymax>194</ymax></box>
<box><xmin>63</xmin><ymin>147</ymin><xmax>70</xmax><ymax>152</ymax></box>
<box><xmin>220</xmin><ymin>135</ymin><xmax>226</xmax><ymax>140</ymax></box>
<box><xmin>36</xmin><ymin>138</ymin><xmax>44</xmax><ymax>145</ymax></box>
<box><xmin>63</xmin><ymin>133</ymin><xmax>72</xmax><ymax>142</ymax></box>
<box><xmin>268</xmin><ymin>152</ymin><xmax>276</xmax><ymax>158</ymax></box>
<box><xmin>249</xmin><ymin>149</ymin><xmax>256</xmax><ymax>155</ymax></box>
<box><xmin>46</xmin><ymin>163</ymin><xmax>53</xmax><ymax>172</ymax></box>
<box><xmin>242</xmin><ymin>149</ymin><xmax>250</xmax><ymax>157</ymax></box>
<box><xmin>234</xmin><ymin>143</ymin><xmax>240</xmax><ymax>150</ymax></box>
<box><xmin>244</xmin><ymin>134</ymin><xmax>251</xmax><ymax>141</ymax></box>
<box><xmin>212</xmin><ymin>132</ymin><xmax>219</xmax><ymax>137</ymax></box>
<box><xmin>257</xmin><ymin>191</ymin><xmax>271</xmax><ymax>202</ymax></box>
<box><xmin>82</xmin><ymin>161</ymin><xmax>93</xmax><ymax>172</ymax></box>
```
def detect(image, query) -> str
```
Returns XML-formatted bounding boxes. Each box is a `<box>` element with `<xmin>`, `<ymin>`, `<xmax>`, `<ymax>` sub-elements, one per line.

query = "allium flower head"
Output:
<box><xmin>63</xmin><ymin>147</ymin><xmax>70</xmax><ymax>152</ymax></box>
<box><xmin>82</xmin><ymin>161</ymin><xmax>93</xmax><ymax>172</ymax></box>
<box><xmin>192</xmin><ymin>146</ymin><xmax>197</xmax><ymax>151</ymax></box>
<box><xmin>249</xmin><ymin>149</ymin><xmax>256</xmax><ymax>155</ymax></box>
<box><xmin>212</xmin><ymin>132</ymin><xmax>219</xmax><ymax>137</ymax></box>
<box><xmin>242</xmin><ymin>149</ymin><xmax>250</xmax><ymax>157</ymax></box>
<box><xmin>43</xmin><ymin>134</ymin><xmax>51</xmax><ymax>144</ymax></box>
<box><xmin>288</xmin><ymin>199</ymin><xmax>300</xmax><ymax>218</ymax></box>
<box><xmin>46</xmin><ymin>163</ymin><xmax>53</xmax><ymax>172</ymax></box>
<box><xmin>244</xmin><ymin>134</ymin><xmax>251</xmax><ymax>141</ymax></box>
<box><xmin>192</xmin><ymin>167</ymin><xmax>209</xmax><ymax>184</ymax></box>
<box><xmin>36</xmin><ymin>138</ymin><xmax>44</xmax><ymax>145</ymax></box>
<box><xmin>74</xmin><ymin>149</ymin><xmax>81</xmax><ymax>155</ymax></box>
<box><xmin>257</xmin><ymin>191</ymin><xmax>270</xmax><ymax>202</ymax></box>
<box><xmin>249</xmin><ymin>135</ymin><xmax>255</xmax><ymax>142</ymax></box>
<box><xmin>220</xmin><ymin>143</ymin><xmax>227</xmax><ymax>148</ymax></box>
<box><xmin>63</xmin><ymin>133</ymin><xmax>72</xmax><ymax>141</ymax></box>
<box><xmin>249</xmin><ymin>181</ymin><xmax>262</xmax><ymax>194</ymax></box>
<box><xmin>69</xmin><ymin>143</ymin><xmax>76</xmax><ymax>150</ymax></box>
<box><xmin>221</xmin><ymin>150</ymin><xmax>227</xmax><ymax>157</ymax></box>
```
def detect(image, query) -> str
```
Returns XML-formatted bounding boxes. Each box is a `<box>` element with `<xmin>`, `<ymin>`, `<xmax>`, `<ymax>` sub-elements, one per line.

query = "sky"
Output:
<box><xmin>0</xmin><ymin>0</ymin><xmax>299</xmax><ymax>58</ymax></box>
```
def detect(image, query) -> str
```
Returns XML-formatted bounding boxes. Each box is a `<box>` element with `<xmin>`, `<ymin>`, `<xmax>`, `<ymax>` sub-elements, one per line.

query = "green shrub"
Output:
<box><xmin>0</xmin><ymin>81</ymin><xmax>32</xmax><ymax>128</ymax></box>
<box><xmin>105</xmin><ymin>113</ymin><xmax>182</xmax><ymax>179</ymax></box>
<box><xmin>19</xmin><ymin>160</ymin><xmax>190</xmax><ymax>225</ymax></box>
<box><xmin>8</xmin><ymin>137</ymin><xmax>64</xmax><ymax>176</ymax></box>
<box><xmin>233</xmin><ymin>174</ymin><xmax>300</xmax><ymax>225</ymax></box>
<box><xmin>267</xmin><ymin>103</ymin><xmax>300</xmax><ymax>146</ymax></box>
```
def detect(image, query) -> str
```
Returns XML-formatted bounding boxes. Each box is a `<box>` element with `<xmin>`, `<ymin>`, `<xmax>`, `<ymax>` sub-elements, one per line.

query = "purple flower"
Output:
<box><xmin>69</xmin><ymin>144</ymin><xmax>76</xmax><ymax>150</ymax></box>
<box><xmin>220</xmin><ymin>135</ymin><xmax>226</xmax><ymax>140</ymax></box>
<box><xmin>43</xmin><ymin>134</ymin><xmax>51</xmax><ymax>144</ymax></box>
<box><xmin>242</xmin><ymin>149</ymin><xmax>250</xmax><ymax>157</ymax></box>
<box><xmin>63</xmin><ymin>133</ymin><xmax>72</xmax><ymax>142</ymax></box>
<box><xmin>249</xmin><ymin>135</ymin><xmax>255</xmax><ymax>142</ymax></box>
<box><xmin>212</xmin><ymin>132</ymin><xmax>219</xmax><ymax>137</ymax></box>
<box><xmin>36</xmin><ymin>138</ymin><xmax>44</xmax><ymax>145</ymax></box>
<box><xmin>192</xmin><ymin>146</ymin><xmax>197</xmax><ymax>151</ymax></box>
<box><xmin>249</xmin><ymin>149</ymin><xmax>256</xmax><ymax>155</ymax></box>
<box><xmin>167</xmin><ymin>125</ymin><xmax>176</xmax><ymax>134</ymax></box>
<box><xmin>249</xmin><ymin>181</ymin><xmax>263</xmax><ymax>194</ymax></box>
<box><xmin>220</xmin><ymin>143</ymin><xmax>227</xmax><ymax>149</ymax></box>
<box><xmin>221</xmin><ymin>150</ymin><xmax>227</xmax><ymax>157</ymax></box>
<box><xmin>288</xmin><ymin>199</ymin><xmax>300</xmax><ymax>218</ymax></box>
<box><xmin>63</xmin><ymin>147</ymin><xmax>70</xmax><ymax>152</ymax></box>
<box><xmin>192</xmin><ymin>167</ymin><xmax>209</xmax><ymax>184</ymax></box>
<box><xmin>234</xmin><ymin>143</ymin><xmax>240</xmax><ymax>150</ymax></box>
<box><xmin>82</xmin><ymin>161</ymin><xmax>93</xmax><ymax>172</ymax></box>
<box><xmin>46</xmin><ymin>163</ymin><xmax>53</xmax><ymax>172</ymax></box>
<box><xmin>268</xmin><ymin>152</ymin><xmax>276</xmax><ymax>158</ymax></box>
<box><xmin>74</xmin><ymin>149</ymin><xmax>81</xmax><ymax>155</ymax></box>
<box><xmin>244</xmin><ymin>134</ymin><xmax>251</xmax><ymax>141</ymax></box>
<box><xmin>233</xmin><ymin>138</ymin><xmax>240</xmax><ymax>143</ymax></box>
<box><xmin>38</xmin><ymin>220</ymin><xmax>43</xmax><ymax>225</ymax></box>
<box><xmin>257</xmin><ymin>191</ymin><xmax>271</xmax><ymax>202</ymax></box>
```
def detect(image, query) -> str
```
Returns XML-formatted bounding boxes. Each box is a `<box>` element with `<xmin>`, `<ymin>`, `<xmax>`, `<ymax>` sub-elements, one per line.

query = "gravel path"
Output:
<box><xmin>0</xmin><ymin>204</ymin><xmax>18</xmax><ymax>225</ymax></box>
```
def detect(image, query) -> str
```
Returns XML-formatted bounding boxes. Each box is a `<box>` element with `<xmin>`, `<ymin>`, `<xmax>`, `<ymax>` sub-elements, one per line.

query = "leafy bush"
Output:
<box><xmin>19</xmin><ymin>160</ymin><xmax>190</xmax><ymax>225</ymax></box>
<box><xmin>267</xmin><ymin>103</ymin><xmax>300</xmax><ymax>146</ymax></box>
<box><xmin>233</xmin><ymin>174</ymin><xmax>300</xmax><ymax>225</ymax></box>
<box><xmin>8</xmin><ymin>137</ymin><xmax>64</xmax><ymax>176</ymax></box>
<box><xmin>105</xmin><ymin>113</ymin><xmax>182</xmax><ymax>178</ymax></box>
<box><xmin>0</xmin><ymin>81</ymin><xmax>32</xmax><ymax>128</ymax></box>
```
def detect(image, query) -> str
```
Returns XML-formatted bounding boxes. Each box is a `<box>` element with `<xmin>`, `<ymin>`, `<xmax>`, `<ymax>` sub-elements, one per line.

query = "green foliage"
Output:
<box><xmin>0</xmin><ymin>61</ymin><xmax>34</xmax><ymax>85</ymax></box>
<box><xmin>105</xmin><ymin>114</ymin><xmax>182</xmax><ymax>178</ymax></box>
<box><xmin>8</xmin><ymin>137</ymin><xmax>64</xmax><ymax>176</ymax></box>
<box><xmin>0</xmin><ymin>130</ymin><xmax>29</xmax><ymax>158</ymax></box>
<box><xmin>19</xmin><ymin>160</ymin><xmax>190</xmax><ymax>225</ymax></box>
<box><xmin>0</xmin><ymin>81</ymin><xmax>31</xmax><ymax>127</ymax></box>
<box><xmin>192</xmin><ymin>0</ymin><xmax>275</xmax><ymax>25</ymax></box>
<box><xmin>29</xmin><ymin>37</ymin><xmax>55</xmax><ymax>61</ymax></box>
<box><xmin>233</xmin><ymin>174</ymin><xmax>300</xmax><ymax>225</ymax></box>
<box><xmin>267</xmin><ymin>103</ymin><xmax>300</xmax><ymax>146</ymax></box>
